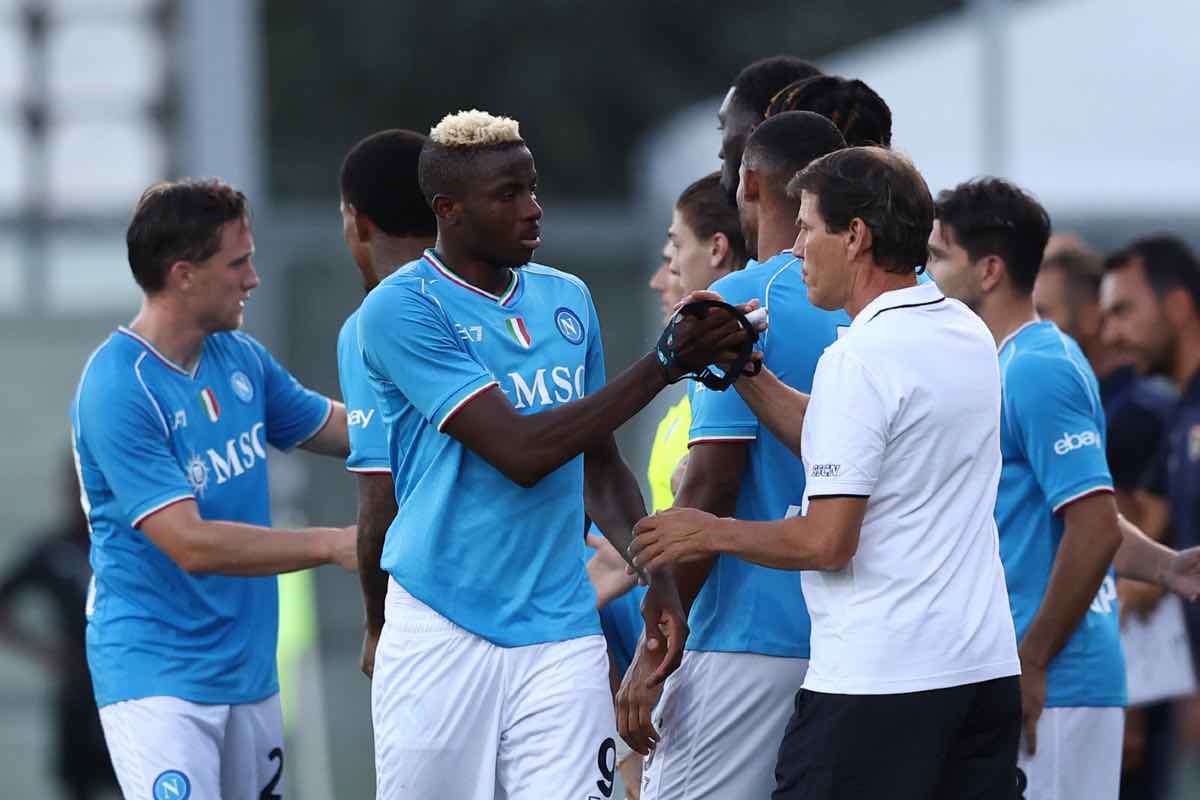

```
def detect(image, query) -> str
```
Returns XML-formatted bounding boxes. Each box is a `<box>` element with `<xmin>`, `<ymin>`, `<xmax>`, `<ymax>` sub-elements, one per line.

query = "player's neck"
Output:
<box><xmin>431</xmin><ymin>239</ymin><xmax>514</xmax><ymax>297</ymax></box>
<box><xmin>369</xmin><ymin>236</ymin><xmax>436</xmax><ymax>288</ymax></box>
<box><xmin>755</xmin><ymin>208</ymin><xmax>799</xmax><ymax>261</ymax></box>
<box><xmin>844</xmin><ymin>262</ymin><xmax>918</xmax><ymax>319</ymax></box>
<box><xmin>981</xmin><ymin>294</ymin><xmax>1037</xmax><ymax>349</ymax></box>
<box><xmin>127</xmin><ymin>301</ymin><xmax>208</xmax><ymax>372</ymax></box>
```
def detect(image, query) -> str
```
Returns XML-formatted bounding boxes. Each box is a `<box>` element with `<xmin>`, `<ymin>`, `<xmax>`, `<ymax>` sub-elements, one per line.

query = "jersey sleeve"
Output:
<box><xmin>1004</xmin><ymin>353</ymin><xmax>1113</xmax><ymax>512</ymax></box>
<box><xmin>359</xmin><ymin>280</ymin><xmax>498</xmax><ymax>431</ymax></box>
<box><xmin>240</xmin><ymin>335</ymin><xmax>333</xmax><ymax>451</ymax></box>
<box><xmin>74</xmin><ymin>366</ymin><xmax>194</xmax><ymax>528</ymax></box>
<box><xmin>583</xmin><ymin>287</ymin><xmax>607</xmax><ymax>395</ymax></box>
<box><xmin>801</xmin><ymin>348</ymin><xmax>890</xmax><ymax>498</ymax></box>
<box><xmin>337</xmin><ymin>317</ymin><xmax>389</xmax><ymax>473</ymax></box>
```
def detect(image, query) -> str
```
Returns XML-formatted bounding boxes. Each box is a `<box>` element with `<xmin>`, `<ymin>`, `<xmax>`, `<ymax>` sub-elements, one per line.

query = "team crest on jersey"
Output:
<box><xmin>152</xmin><ymin>769</ymin><xmax>191</xmax><ymax>800</ymax></box>
<box><xmin>230</xmin><ymin>370</ymin><xmax>254</xmax><ymax>403</ymax></box>
<box><xmin>185</xmin><ymin>452</ymin><xmax>210</xmax><ymax>496</ymax></box>
<box><xmin>1189</xmin><ymin>424</ymin><xmax>1200</xmax><ymax>462</ymax></box>
<box><xmin>554</xmin><ymin>307</ymin><xmax>585</xmax><ymax>345</ymax></box>
<box><xmin>505</xmin><ymin>317</ymin><xmax>533</xmax><ymax>349</ymax></box>
<box><xmin>199</xmin><ymin>388</ymin><xmax>220</xmax><ymax>423</ymax></box>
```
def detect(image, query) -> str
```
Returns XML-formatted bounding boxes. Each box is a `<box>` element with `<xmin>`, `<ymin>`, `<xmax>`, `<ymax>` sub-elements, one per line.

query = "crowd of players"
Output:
<box><xmin>63</xmin><ymin>52</ymin><xmax>1200</xmax><ymax>800</ymax></box>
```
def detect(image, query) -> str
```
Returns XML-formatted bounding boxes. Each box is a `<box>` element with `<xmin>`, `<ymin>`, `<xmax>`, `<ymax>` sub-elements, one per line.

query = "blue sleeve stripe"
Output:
<box><xmin>131</xmin><ymin>493</ymin><xmax>194</xmax><ymax>528</ymax></box>
<box><xmin>1051</xmin><ymin>484</ymin><xmax>1114</xmax><ymax>514</ymax></box>
<box><xmin>436</xmin><ymin>380</ymin><xmax>499</xmax><ymax>432</ymax></box>
<box><xmin>292</xmin><ymin>398</ymin><xmax>335</xmax><ymax>450</ymax></box>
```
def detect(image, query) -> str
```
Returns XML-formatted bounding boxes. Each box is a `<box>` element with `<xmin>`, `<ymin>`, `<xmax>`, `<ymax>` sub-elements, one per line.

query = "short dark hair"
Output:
<box><xmin>766</xmin><ymin>74</ymin><xmax>892</xmax><ymax>147</ymax></box>
<box><xmin>340</xmin><ymin>129</ymin><xmax>436</xmax><ymax>237</ymax></box>
<box><xmin>676</xmin><ymin>172</ymin><xmax>748</xmax><ymax>269</ymax></box>
<box><xmin>126</xmin><ymin>178</ymin><xmax>249</xmax><ymax>294</ymax></box>
<box><xmin>790</xmin><ymin>147</ymin><xmax>933</xmax><ymax>275</ymax></box>
<box><xmin>1105</xmin><ymin>235</ymin><xmax>1200</xmax><ymax>310</ymax></box>
<box><xmin>1041</xmin><ymin>248</ymin><xmax>1103</xmax><ymax>304</ymax></box>
<box><xmin>417</xmin><ymin>139</ymin><xmax>526</xmax><ymax>203</ymax></box>
<box><xmin>743</xmin><ymin>111</ymin><xmax>847</xmax><ymax>195</ymax></box>
<box><xmin>731</xmin><ymin>56</ymin><xmax>822</xmax><ymax>117</ymax></box>
<box><xmin>934</xmin><ymin>178</ymin><xmax>1051</xmax><ymax>293</ymax></box>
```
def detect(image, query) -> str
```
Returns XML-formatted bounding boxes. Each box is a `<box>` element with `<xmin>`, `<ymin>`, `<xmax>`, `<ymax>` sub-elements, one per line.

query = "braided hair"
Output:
<box><xmin>766</xmin><ymin>75</ymin><xmax>892</xmax><ymax>148</ymax></box>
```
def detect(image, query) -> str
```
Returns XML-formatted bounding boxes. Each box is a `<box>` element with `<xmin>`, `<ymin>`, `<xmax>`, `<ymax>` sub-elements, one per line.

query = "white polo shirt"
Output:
<box><xmin>799</xmin><ymin>281</ymin><xmax>1020</xmax><ymax>695</ymax></box>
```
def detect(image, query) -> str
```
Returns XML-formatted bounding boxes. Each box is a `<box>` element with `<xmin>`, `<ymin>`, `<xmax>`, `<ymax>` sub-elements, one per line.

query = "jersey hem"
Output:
<box><xmin>688</xmin><ymin>435</ymin><xmax>757</xmax><ymax>446</ymax></box>
<box><xmin>347</xmin><ymin>465</ymin><xmax>392</xmax><ymax>474</ymax></box>
<box><xmin>436</xmin><ymin>380</ymin><xmax>499</xmax><ymax>432</ymax></box>
<box><xmin>131</xmin><ymin>494</ymin><xmax>194</xmax><ymax>529</ymax></box>
<box><xmin>1051</xmin><ymin>484</ymin><xmax>1115</xmax><ymax>513</ymax></box>
<box><xmin>94</xmin><ymin>683</ymin><xmax>281</xmax><ymax>709</ymax></box>
<box><xmin>291</xmin><ymin>398</ymin><xmax>335</xmax><ymax>451</ymax></box>
<box><xmin>803</xmin><ymin>657</ymin><xmax>1021</xmax><ymax>695</ymax></box>
<box><xmin>685</xmin><ymin>643</ymin><xmax>811</xmax><ymax>659</ymax></box>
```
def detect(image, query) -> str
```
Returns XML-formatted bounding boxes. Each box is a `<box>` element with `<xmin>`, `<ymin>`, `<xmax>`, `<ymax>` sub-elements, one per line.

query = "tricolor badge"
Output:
<box><xmin>506</xmin><ymin>317</ymin><xmax>532</xmax><ymax>349</ymax></box>
<box><xmin>199</xmin><ymin>387</ymin><xmax>221</xmax><ymax>423</ymax></box>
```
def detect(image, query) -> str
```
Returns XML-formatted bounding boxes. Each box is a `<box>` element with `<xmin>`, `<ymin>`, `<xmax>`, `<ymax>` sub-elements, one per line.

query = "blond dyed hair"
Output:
<box><xmin>429</xmin><ymin>110</ymin><xmax>522</xmax><ymax>148</ymax></box>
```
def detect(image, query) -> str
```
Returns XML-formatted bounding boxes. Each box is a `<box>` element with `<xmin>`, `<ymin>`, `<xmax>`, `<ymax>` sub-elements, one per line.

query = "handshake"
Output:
<box><xmin>655</xmin><ymin>290</ymin><xmax>769</xmax><ymax>390</ymax></box>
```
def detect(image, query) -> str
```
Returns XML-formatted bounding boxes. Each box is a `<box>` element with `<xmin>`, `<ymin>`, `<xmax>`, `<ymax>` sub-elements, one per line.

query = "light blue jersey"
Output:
<box><xmin>71</xmin><ymin>327</ymin><xmax>332</xmax><ymax>708</ymax></box>
<box><xmin>358</xmin><ymin>249</ymin><xmax>605</xmax><ymax>647</ymax></box>
<box><xmin>686</xmin><ymin>252</ymin><xmax>848</xmax><ymax>657</ymax></box>
<box><xmin>997</xmin><ymin>320</ymin><xmax>1125</xmax><ymax>708</ymax></box>
<box><xmin>338</xmin><ymin>308</ymin><xmax>389</xmax><ymax>473</ymax></box>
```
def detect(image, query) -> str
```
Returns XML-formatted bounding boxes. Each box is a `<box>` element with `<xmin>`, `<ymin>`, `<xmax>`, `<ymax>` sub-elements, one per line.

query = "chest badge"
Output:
<box><xmin>505</xmin><ymin>317</ymin><xmax>533</xmax><ymax>349</ymax></box>
<box><xmin>554</xmin><ymin>307</ymin><xmax>585</xmax><ymax>345</ymax></box>
<box><xmin>230</xmin><ymin>370</ymin><xmax>254</xmax><ymax>403</ymax></box>
<box><xmin>199</xmin><ymin>387</ymin><xmax>221</xmax><ymax>423</ymax></box>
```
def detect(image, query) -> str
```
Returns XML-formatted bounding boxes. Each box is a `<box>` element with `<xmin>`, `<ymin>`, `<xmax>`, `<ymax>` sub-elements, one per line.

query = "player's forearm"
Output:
<box><xmin>507</xmin><ymin>354</ymin><xmax>668</xmax><ymax>486</ymax></box>
<box><xmin>733</xmin><ymin>368</ymin><xmax>808</xmax><ymax>458</ymax></box>
<box><xmin>179</xmin><ymin>521</ymin><xmax>340</xmax><ymax>576</ymax></box>
<box><xmin>585</xmin><ymin>440</ymin><xmax>652</xmax><ymax>583</ymax></box>
<box><xmin>1019</xmin><ymin>517</ymin><xmax>1122</xmax><ymax>668</ymax></box>
<box><xmin>1113</xmin><ymin>513</ymin><xmax>1175</xmax><ymax>587</ymax></box>
<box><xmin>707</xmin><ymin>516</ymin><xmax>842</xmax><ymax>571</ymax></box>
<box><xmin>357</xmin><ymin>474</ymin><xmax>397</xmax><ymax>632</ymax></box>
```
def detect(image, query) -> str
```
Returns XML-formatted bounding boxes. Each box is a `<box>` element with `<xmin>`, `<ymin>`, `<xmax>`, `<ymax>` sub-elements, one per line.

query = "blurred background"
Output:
<box><xmin>1</xmin><ymin>0</ymin><xmax>1199</xmax><ymax>797</ymax></box>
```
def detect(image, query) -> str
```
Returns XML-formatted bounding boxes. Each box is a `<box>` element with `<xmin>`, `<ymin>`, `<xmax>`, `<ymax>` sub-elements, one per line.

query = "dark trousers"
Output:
<box><xmin>773</xmin><ymin>676</ymin><xmax>1022</xmax><ymax>800</ymax></box>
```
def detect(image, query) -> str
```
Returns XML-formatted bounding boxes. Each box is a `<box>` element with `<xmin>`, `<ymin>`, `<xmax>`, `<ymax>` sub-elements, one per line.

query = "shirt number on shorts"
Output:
<box><xmin>594</xmin><ymin>737</ymin><xmax>616</xmax><ymax>798</ymax></box>
<box><xmin>259</xmin><ymin>747</ymin><xmax>283</xmax><ymax>800</ymax></box>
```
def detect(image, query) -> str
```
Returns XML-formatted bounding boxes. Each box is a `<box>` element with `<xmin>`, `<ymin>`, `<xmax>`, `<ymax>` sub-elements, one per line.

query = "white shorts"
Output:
<box><xmin>99</xmin><ymin>693</ymin><xmax>284</xmax><ymax>800</ymax></box>
<box><xmin>372</xmin><ymin>579</ymin><xmax>618</xmax><ymax>800</ymax></box>
<box><xmin>640</xmin><ymin>650</ymin><xmax>809</xmax><ymax>800</ymax></box>
<box><xmin>1017</xmin><ymin>706</ymin><xmax>1124</xmax><ymax>800</ymax></box>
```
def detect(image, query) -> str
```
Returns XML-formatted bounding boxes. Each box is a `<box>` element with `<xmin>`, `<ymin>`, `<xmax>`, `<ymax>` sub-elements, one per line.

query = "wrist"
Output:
<box><xmin>1017</xmin><ymin>638</ymin><xmax>1051</xmax><ymax>670</ymax></box>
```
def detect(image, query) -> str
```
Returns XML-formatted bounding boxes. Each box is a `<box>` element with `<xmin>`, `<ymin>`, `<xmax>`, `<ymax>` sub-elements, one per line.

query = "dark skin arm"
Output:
<box><xmin>1017</xmin><ymin>491</ymin><xmax>1123</xmax><ymax>755</ymax></box>
<box><xmin>356</xmin><ymin>471</ymin><xmax>397</xmax><ymax>679</ymax></box>
<box><xmin>442</xmin><ymin>306</ymin><xmax>755</xmax><ymax>489</ymax></box>
<box><xmin>616</xmin><ymin>441</ymin><xmax>746</xmax><ymax>754</ymax></box>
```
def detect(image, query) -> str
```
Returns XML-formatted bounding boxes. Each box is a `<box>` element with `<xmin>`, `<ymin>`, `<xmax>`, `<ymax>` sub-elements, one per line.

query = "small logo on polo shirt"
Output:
<box><xmin>811</xmin><ymin>463</ymin><xmax>841</xmax><ymax>478</ymax></box>
<box><xmin>1053</xmin><ymin>430</ymin><xmax>1101</xmax><ymax>455</ymax></box>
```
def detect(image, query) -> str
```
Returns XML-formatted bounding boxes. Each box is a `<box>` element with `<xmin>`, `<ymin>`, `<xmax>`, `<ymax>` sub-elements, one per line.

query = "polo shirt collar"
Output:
<box><xmin>851</xmin><ymin>280</ymin><xmax>945</xmax><ymax>329</ymax></box>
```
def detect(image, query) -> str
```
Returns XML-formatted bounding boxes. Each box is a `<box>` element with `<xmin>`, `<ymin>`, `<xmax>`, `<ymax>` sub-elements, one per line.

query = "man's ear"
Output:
<box><xmin>352</xmin><ymin>207</ymin><xmax>374</xmax><ymax>244</ymax></box>
<box><xmin>844</xmin><ymin>217</ymin><xmax>873</xmax><ymax>263</ymax></box>
<box><xmin>165</xmin><ymin>259</ymin><xmax>193</xmax><ymax>292</ymax></box>
<box><xmin>742</xmin><ymin>168</ymin><xmax>761</xmax><ymax>204</ymax></box>
<box><xmin>431</xmin><ymin>194</ymin><xmax>459</xmax><ymax>225</ymax></box>
<box><xmin>710</xmin><ymin>232</ymin><xmax>732</xmax><ymax>270</ymax></box>
<box><xmin>978</xmin><ymin>255</ymin><xmax>1007</xmax><ymax>294</ymax></box>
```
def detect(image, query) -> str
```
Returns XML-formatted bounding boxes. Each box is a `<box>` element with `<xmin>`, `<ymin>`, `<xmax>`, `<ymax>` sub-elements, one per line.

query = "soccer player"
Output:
<box><xmin>334</xmin><ymin>129</ymin><xmax>438</xmax><ymax>679</ymax></box>
<box><xmin>929</xmin><ymin>181</ymin><xmax>1200</xmax><ymax>799</ymax></box>
<box><xmin>631</xmin><ymin>147</ymin><xmax>1024</xmax><ymax>799</ymax></box>
<box><xmin>718</xmin><ymin>56</ymin><xmax>821</xmax><ymax>199</ymax></box>
<box><xmin>358</xmin><ymin>110</ymin><xmax>756</xmax><ymax>799</ymax></box>
<box><xmin>622</xmin><ymin>112</ymin><xmax>848</xmax><ymax>799</ymax></box>
<box><xmin>71</xmin><ymin>179</ymin><xmax>358</xmax><ymax>800</ymax></box>
<box><xmin>764</xmin><ymin>74</ymin><xmax>893</xmax><ymax>148</ymax></box>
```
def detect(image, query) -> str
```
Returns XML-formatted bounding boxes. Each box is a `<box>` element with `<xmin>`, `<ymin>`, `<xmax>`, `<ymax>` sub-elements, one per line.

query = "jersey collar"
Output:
<box><xmin>117</xmin><ymin>326</ymin><xmax>201</xmax><ymax>379</ymax></box>
<box><xmin>852</xmin><ymin>281</ymin><xmax>945</xmax><ymax>329</ymax></box>
<box><xmin>996</xmin><ymin>319</ymin><xmax>1043</xmax><ymax>355</ymax></box>
<box><xmin>422</xmin><ymin>249</ymin><xmax>520</xmax><ymax>306</ymax></box>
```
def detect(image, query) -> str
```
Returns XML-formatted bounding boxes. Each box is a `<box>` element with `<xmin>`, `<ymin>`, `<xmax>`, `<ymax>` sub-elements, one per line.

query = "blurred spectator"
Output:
<box><xmin>0</xmin><ymin>458</ymin><xmax>116</xmax><ymax>800</ymax></box>
<box><xmin>1035</xmin><ymin>240</ymin><xmax>1177</xmax><ymax>799</ymax></box>
<box><xmin>1102</xmin><ymin>235</ymin><xmax>1200</xmax><ymax>789</ymax></box>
